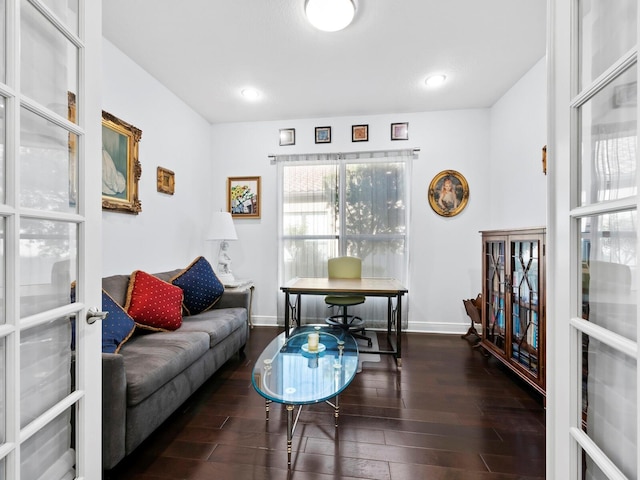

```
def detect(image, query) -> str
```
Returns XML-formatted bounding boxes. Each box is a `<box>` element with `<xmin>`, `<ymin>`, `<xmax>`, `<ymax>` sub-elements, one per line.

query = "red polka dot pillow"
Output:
<box><xmin>125</xmin><ymin>270</ymin><xmax>183</xmax><ymax>331</ymax></box>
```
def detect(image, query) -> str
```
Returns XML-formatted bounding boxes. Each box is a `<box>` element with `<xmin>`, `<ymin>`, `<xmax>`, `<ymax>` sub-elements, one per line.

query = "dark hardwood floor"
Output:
<box><xmin>105</xmin><ymin>327</ymin><xmax>546</xmax><ymax>480</ymax></box>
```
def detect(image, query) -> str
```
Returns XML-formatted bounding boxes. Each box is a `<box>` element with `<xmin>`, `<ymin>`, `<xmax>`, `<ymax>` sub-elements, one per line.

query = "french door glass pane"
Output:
<box><xmin>582</xmin><ymin>455</ymin><xmax>607</xmax><ymax>480</ymax></box>
<box><xmin>20</xmin><ymin>107</ymin><xmax>78</xmax><ymax>212</ymax></box>
<box><xmin>580</xmin><ymin>213</ymin><xmax>637</xmax><ymax>341</ymax></box>
<box><xmin>20</xmin><ymin>408</ymin><xmax>75</xmax><ymax>480</ymax></box>
<box><xmin>40</xmin><ymin>0</ymin><xmax>78</xmax><ymax>35</ymax></box>
<box><xmin>0</xmin><ymin>218</ymin><xmax>5</xmax><ymax>325</ymax></box>
<box><xmin>0</xmin><ymin>338</ymin><xmax>4</xmax><ymax>443</ymax></box>
<box><xmin>0</xmin><ymin>0</ymin><xmax>5</xmax><ymax>83</ymax></box>
<box><xmin>579</xmin><ymin>0</ymin><xmax>637</xmax><ymax>88</ymax></box>
<box><xmin>20</xmin><ymin>316</ymin><xmax>72</xmax><ymax>427</ymax></box>
<box><xmin>579</xmin><ymin>66</ymin><xmax>637</xmax><ymax>206</ymax></box>
<box><xmin>20</xmin><ymin>0</ymin><xmax>78</xmax><ymax>121</ymax></box>
<box><xmin>580</xmin><ymin>332</ymin><xmax>637</xmax><ymax>479</ymax></box>
<box><xmin>0</xmin><ymin>96</ymin><xmax>5</xmax><ymax>203</ymax></box>
<box><xmin>20</xmin><ymin>219</ymin><xmax>76</xmax><ymax>318</ymax></box>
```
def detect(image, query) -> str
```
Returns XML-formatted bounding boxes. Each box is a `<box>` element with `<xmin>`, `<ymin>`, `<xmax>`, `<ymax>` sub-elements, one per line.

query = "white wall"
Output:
<box><xmin>210</xmin><ymin>110</ymin><xmax>492</xmax><ymax>332</ymax></box>
<box><xmin>489</xmin><ymin>56</ymin><xmax>547</xmax><ymax>229</ymax></box>
<box><xmin>101</xmin><ymin>39</ymin><xmax>213</xmax><ymax>275</ymax></box>
<box><xmin>102</xmin><ymin>38</ymin><xmax>546</xmax><ymax>333</ymax></box>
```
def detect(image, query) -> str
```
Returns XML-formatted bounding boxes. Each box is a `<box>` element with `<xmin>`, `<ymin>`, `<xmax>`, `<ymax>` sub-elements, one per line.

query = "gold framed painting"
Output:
<box><xmin>157</xmin><ymin>167</ymin><xmax>175</xmax><ymax>195</ymax></box>
<box><xmin>227</xmin><ymin>176</ymin><xmax>261</xmax><ymax>219</ymax></box>
<box><xmin>428</xmin><ymin>170</ymin><xmax>469</xmax><ymax>217</ymax></box>
<box><xmin>101</xmin><ymin>111</ymin><xmax>142</xmax><ymax>214</ymax></box>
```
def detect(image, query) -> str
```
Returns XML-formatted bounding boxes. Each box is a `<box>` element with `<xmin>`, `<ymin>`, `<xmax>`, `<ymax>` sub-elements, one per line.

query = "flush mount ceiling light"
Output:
<box><xmin>425</xmin><ymin>74</ymin><xmax>447</xmax><ymax>87</ymax></box>
<box><xmin>241</xmin><ymin>88</ymin><xmax>260</xmax><ymax>100</ymax></box>
<box><xmin>305</xmin><ymin>0</ymin><xmax>356</xmax><ymax>32</ymax></box>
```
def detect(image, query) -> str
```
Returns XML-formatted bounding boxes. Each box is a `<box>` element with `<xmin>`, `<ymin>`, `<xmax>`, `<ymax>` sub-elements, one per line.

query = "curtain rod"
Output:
<box><xmin>268</xmin><ymin>147</ymin><xmax>420</xmax><ymax>164</ymax></box>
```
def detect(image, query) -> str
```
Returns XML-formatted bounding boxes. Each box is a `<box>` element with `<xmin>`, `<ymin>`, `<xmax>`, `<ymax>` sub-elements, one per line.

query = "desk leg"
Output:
<box><xmin>284</xmin><ymin>292</ymin><xmax>302</xmax><ymax>338</ymax></box>
<box><xmin>284</xmin><ymin>292</ymin><xmax>290</xmax><ymax>337</ymax></box>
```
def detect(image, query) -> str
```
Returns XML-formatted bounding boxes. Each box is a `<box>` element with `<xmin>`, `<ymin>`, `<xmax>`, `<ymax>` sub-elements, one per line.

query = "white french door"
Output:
<box><xmin>548</xmin><ymin>0</ymin><xmax>639</xmax><ymax>479</ymax></box>
<box><xmin>0</xmin><ymin>1</ymin><xmax>102</xmax><ymax>479</ymax></box>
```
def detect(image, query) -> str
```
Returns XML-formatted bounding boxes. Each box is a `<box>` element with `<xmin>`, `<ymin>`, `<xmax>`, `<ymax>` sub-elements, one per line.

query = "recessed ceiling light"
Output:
<box><xmin>425</xmin><ymin>74</ymin><xmax>447</xmax><ymax>87</ymax></box>
<box><xmin>241</xmin><ymin>88</ymin><xmax>260</xmax><ymax>100</ymax></box>
<box><xmin>305</xmin><ymin>0</ymin><xmax>356</xmax><ymax>32</ymax></box>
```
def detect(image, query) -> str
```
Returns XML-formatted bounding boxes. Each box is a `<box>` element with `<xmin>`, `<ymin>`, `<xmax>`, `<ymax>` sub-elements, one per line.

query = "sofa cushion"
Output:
<box><xmin>153</xmin><ymin>269</ymin><xmax>184</xmax><ymax>283</ymax></box>
<box><xmin>102</xmin><ymin>290</ymin><xmax>136</xmax><ymax>353</ymax></box>
<box><xmin>171</xmin><ymin>256</ymin><xmax>224</xmax><ymax>316</ymax></box>
<box><xmin>125</xmin><ymin>270</ymin><xmax>183</xmax><ymax>331</ymax></box>
<box><xmin>177</xmin><ymin>307</ymin><xmax>247</xmax><ymax>348</ymax></box>
<box><xmin>102</xmin><ymin>274</ymin><xmax>132</xmax><ymax>308</ymax></box>
<box><xmin>119</xmin><ymin>330</ymin><xmax>210</xmax><ymax>406</ymax></box>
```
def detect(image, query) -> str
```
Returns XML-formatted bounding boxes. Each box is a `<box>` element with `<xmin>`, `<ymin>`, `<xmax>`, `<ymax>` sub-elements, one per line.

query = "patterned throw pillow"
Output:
<box><xmin>171</xmin><ymin>256</ymin><xmax>224</xmax><ymax>315</ymax></box>
<box><xmin>102</xmin><ymin>290</ymin><xmax>136</xmax><ymax>353</ymax></box>
<box><xmin>125</xmin><ymin>270</ymin><xmax>183</xmax><ymax>331</ymax></box>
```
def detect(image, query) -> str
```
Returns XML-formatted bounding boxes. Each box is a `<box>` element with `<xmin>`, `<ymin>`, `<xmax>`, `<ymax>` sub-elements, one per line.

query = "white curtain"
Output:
<box><xmin>276</xmin><ymin>149</ymin><xmax>413</xmax><ymax>329</ymax></box>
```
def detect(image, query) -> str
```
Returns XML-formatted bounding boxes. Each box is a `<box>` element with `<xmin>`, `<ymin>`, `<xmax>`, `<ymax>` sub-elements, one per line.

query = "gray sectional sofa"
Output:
<box><xmin>101</xmin><ymin>268</ymin><xmax>250</xmax><ymax>471</ymax></box>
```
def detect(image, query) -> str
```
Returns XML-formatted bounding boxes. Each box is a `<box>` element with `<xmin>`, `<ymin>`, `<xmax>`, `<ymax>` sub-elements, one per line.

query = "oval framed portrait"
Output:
<box><xmin>428</xmin><ymin>170</ymin><xmax>469</xmax><ymax>217</ymax></box>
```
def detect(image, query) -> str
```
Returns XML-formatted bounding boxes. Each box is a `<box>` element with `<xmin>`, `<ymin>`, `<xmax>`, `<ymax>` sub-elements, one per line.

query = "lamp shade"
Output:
<box><xmin>207</xmin><ymin>212</ymin><xmax>238</xmax><ymax>241</ymax></box>
<box><xmin>305</xmin><ymin>0</ymin><xmax>355</xmax><ymax>32</ymax></box>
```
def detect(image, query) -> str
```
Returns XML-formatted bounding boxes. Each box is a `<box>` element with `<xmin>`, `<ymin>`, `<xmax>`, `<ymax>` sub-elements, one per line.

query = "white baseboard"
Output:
<box><xmin>250</xmin><ymin>315</ymin><xmax>478</xmax><ymax>336</ymax></box>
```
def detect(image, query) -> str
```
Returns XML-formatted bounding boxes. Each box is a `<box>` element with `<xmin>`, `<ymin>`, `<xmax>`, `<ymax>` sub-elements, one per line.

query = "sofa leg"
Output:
<box><xmin>238</xmin><ymin>344</ymin><xmax>246</xmax><ymax>358</ymax></box>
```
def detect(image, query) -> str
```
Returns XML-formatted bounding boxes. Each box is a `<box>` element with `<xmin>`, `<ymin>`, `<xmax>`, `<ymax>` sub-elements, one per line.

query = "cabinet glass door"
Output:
<box><xmin>484</xmin><ymin>240</ymin><xmax>506</xmax><ymax>353</ymax></box>
<box><xmin>510</xmin><ymin>239</ymin><xmax>541</xmax><ymax>380</ymax></box>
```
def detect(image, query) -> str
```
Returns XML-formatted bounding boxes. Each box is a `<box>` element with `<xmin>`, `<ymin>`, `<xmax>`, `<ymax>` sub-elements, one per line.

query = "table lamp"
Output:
<box><xmin>207</xmin><ymin>211</ymin><xmax>238</xmax><ymax>285</ymax></box>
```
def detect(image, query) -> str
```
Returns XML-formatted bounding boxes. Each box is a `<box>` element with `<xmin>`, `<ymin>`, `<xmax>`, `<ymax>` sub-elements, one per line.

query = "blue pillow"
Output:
<box><xmin>171</xmin><ymin>256</ymin><xmax>224</xmax><ymax>315</ymax></box>
<box><xmin>102</xmin><ymin>290</ymin><xmax>136</xmax><ymax>353</ymax></box>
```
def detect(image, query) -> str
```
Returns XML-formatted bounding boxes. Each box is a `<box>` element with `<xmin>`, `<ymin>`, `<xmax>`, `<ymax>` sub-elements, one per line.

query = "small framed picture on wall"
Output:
<box><xmin>391</xmin><ymin>122</ymin><xmax>409</xmax><ymax>140</ymax></box>
<box><xmin>352</xmin><ymin>124</ymin><xmax>368</xmax><ymax>142</ymax></box>
<box><xmin>279</xmin><ymin>128</ymin><xmax>295</xmax><ymax>146</ymax></box>
<box><xmin>315</xmin><ymin>126</ymin><xmax>331</xmax><ymax>144</ymax></box>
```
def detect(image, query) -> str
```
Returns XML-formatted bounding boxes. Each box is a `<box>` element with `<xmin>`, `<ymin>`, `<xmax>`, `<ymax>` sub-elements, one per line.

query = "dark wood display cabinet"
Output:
<box><xmin>480</xmin><ymin>227</ymin><xmax>546</xmax><ymax>395</ymax></box>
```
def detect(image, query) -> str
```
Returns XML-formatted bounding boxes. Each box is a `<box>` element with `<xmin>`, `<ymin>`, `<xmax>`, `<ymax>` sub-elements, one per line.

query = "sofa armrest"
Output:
<box><xmin>102</xmin><ymin>352</ymin><xmax>127</xmax><ymax>471</ymax></box>
<box><xmin>214</xmin><ymin>290</ymin><xmax>250</xmax><ymax>311</ymax></box>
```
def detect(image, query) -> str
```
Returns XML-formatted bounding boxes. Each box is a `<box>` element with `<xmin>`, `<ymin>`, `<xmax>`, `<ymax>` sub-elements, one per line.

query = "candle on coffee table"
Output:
<box><xmin>307</xmin><ymin>332</ymin><xmax>319</xmax><ymax>352</ymax></box>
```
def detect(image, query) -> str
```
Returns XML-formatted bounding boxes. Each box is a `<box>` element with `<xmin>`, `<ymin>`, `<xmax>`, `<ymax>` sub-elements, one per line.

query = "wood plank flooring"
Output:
<box><xmin>105</xmin><ymin>327</ymin><xmax>546</xmax><ymax>480</ymax></box>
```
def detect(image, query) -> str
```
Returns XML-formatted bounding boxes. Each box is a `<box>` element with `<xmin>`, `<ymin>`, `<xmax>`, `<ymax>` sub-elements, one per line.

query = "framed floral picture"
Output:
<box><xmin>227</xmin><ymin>176</ymin><xmax>261</xmax><ymax>218</ymax></box>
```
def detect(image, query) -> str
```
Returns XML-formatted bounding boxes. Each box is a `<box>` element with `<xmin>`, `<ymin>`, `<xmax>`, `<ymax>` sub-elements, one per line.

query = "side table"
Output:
<box><xmin>224</xmin><ymin>280</ymin><xmax>255</xmax><ymax>328</ymax></box>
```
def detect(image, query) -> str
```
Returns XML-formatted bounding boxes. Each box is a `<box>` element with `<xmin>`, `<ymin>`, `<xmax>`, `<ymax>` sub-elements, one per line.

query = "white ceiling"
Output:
<box><xmin>102</xmin><ymin>0</ymin><xmax>547</xmax><ymax>125</ymax></box>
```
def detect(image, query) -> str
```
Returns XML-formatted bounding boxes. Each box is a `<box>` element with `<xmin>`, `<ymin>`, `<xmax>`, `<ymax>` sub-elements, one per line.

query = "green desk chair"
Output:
<box><xmin>325</xmin><ymin>256</ymin><xmax>372</xmax><ymax>347</ymax></box>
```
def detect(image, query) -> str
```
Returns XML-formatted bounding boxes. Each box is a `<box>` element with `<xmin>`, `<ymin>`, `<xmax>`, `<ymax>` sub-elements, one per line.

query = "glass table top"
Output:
<box><xmin>252</xmin><ymin>325</ymin><xmax>359</xmax><ymax>405</ymax></box>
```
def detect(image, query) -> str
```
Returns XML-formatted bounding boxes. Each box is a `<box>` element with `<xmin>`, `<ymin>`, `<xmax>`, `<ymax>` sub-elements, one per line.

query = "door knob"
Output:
<box><xmin>86</xmin><ymin>307</ymin><xmax>108</xmax><ymax>324</ymax></box>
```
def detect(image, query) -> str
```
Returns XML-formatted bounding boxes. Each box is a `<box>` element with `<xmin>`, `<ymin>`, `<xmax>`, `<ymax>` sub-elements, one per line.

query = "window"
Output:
<box><xmin>276</xmin><ymin>150</ymin><xmax>412</xmax><ymax>328</ymax></box>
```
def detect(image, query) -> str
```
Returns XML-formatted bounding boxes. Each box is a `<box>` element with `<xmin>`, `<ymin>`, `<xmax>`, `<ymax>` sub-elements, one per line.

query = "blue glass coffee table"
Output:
<box><xmin>251</xmin><ymin>325</ymin><xmax>359</xmax><ymax>467</ymax></box>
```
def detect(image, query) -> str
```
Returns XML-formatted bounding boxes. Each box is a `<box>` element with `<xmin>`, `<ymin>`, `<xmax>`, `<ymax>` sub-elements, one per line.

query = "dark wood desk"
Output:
<box><xmin>280</xmin><ymin>277</ymin><xmax>408</xmax><ymax>367</ymax></box>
